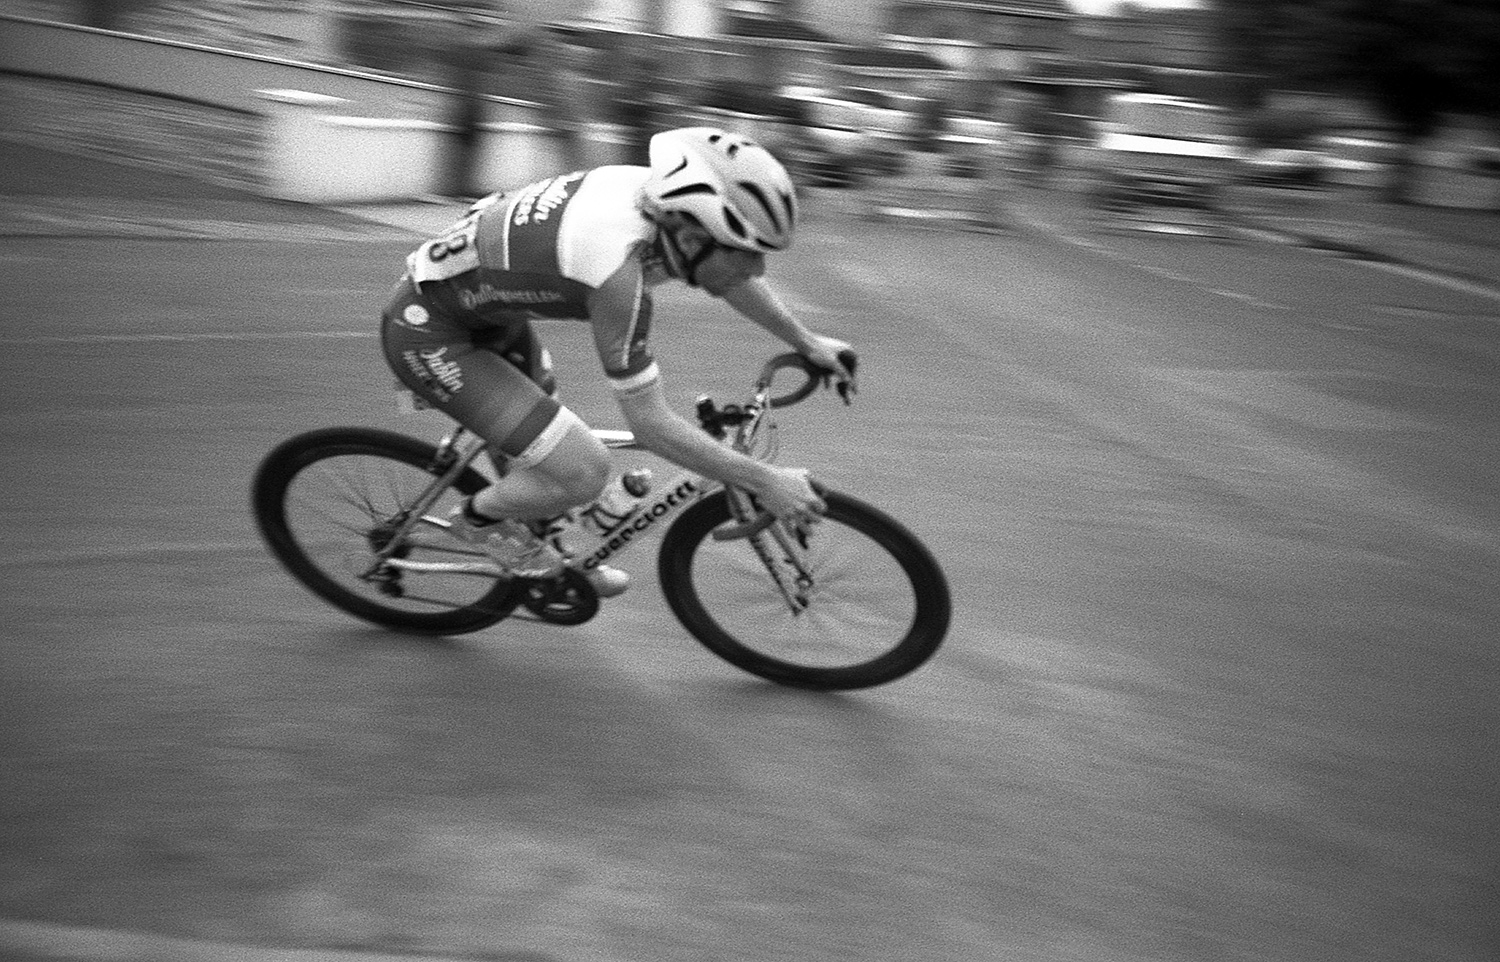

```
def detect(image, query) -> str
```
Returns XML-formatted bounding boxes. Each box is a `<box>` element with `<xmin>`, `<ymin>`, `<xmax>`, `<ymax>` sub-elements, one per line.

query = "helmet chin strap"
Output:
<box><xmin>657</xmin><ymin>224</ymin><xmax>716</xmax><ymax>288</ymax></box>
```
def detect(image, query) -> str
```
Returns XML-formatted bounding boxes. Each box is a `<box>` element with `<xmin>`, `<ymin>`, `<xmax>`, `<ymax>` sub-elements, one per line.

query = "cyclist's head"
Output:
<box><xmin>640</xmin><ymin>127</ymin><xmax>798</xmax><ymax>254</ymax></box>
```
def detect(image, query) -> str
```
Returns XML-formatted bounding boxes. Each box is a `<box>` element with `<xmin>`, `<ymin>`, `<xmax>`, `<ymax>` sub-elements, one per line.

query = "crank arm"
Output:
<box><xmin>381</xmin><ymin>558</ymin><xmax>507</xmax><ymax>577</ymax></box>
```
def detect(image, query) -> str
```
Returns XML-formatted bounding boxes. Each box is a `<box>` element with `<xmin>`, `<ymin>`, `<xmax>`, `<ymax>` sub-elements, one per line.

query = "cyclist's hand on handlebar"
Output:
<box><xmin>800</xmin><ymin>335</ymin><xmax>858</xmax><ymax>404</ymax></box>
<box><xmin>755</xmin><ymin>465</ymin><xmax>826</xmax><ymax>528</ymax></box>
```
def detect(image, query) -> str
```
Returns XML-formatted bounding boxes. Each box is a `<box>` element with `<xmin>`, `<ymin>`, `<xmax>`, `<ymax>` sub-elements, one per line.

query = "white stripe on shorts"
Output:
<box><xmin>609</xmin><ymin>362</ymin><xmax>660</xmax><ymax>395</ymax></box>
<box><xmin>510</xmin><ymin>405</ymin><xmax>585</xmax><ymax>469</ymax></box>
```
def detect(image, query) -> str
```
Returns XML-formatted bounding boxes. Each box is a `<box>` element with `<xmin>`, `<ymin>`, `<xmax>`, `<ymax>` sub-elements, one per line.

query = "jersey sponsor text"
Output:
<box><xmin>457</xmin><ymin>283</ymin><xmax>567</xmax><ymax>311</ymax></box>
<box><xmin>513</xmin><ymin>172</ymin><xmax>585</xmax><ymax>227</ymax></box>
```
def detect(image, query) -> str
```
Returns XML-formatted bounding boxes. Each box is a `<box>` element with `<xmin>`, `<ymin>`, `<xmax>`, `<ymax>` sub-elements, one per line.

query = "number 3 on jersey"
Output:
<box><xmin>408</xmin><ymin>214</ymin><xmax>480</xmax><ymax>283</ymax></box>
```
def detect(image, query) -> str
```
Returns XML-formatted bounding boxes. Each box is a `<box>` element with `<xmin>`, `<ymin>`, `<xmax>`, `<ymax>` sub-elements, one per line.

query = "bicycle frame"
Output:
<box><xmin>255</xmin><ymin>349</ymin><xmax>951</xmax><ymax>686</ymax></box>
<box><xmin>371</xmin><ymin>372</ymin><xmax>786</xmax><ymax>584</ymax></box>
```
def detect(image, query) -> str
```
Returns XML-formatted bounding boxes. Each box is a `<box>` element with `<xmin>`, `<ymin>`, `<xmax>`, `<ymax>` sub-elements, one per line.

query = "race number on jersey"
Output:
<box><xmin>407</xmin><ymin>212</ymin><xmax>481</xmax><ymax>283</ymax></box>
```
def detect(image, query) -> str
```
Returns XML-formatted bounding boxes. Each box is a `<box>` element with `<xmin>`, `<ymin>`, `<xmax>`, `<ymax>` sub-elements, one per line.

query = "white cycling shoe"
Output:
<box><xmin>448</xmin><ymin>502</ymin><xmax>631</xmax><ymax>598</ymax></box>
<box><xmin>445</xmin><ymin>504</ymin><xmax>565</xmax><ymax>579</ymax></box>
<box><xmin>584</xmin><ymin>565</ymin><xmax>630</xmax><ymax>598</ymax></box>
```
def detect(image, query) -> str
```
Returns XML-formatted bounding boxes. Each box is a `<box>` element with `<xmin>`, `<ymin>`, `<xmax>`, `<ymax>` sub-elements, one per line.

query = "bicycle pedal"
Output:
<box><xmin>520</xmin><ymin>569</ymin><xmax>600</xmax><ymax>626</ymax></box>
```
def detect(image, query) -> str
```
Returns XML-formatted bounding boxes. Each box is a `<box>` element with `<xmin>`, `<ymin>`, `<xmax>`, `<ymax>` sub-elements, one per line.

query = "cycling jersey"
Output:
<box><xmin>405</xmin><ymin>165</ymin><xmax>659</xmax><ymax>387</ymax></box>
<box><xmin>381</xmin><ymin>165</ymin><xmax>663</xmax><ymax>469</ymax></box>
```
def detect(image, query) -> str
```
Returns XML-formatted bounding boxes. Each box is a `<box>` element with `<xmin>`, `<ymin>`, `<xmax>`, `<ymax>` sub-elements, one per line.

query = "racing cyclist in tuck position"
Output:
<box><xmin>381</xmin><ymin>127</ymin><xmax>857</xmax><ymax>598</ymax></box>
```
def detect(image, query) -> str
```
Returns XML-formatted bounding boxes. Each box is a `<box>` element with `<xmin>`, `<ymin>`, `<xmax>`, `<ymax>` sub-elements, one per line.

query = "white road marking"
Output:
<box><xmin>1</xmin><ymin>330</ymin><xmax>374</xmax><ymax>346</ymax></box>
<box><xmin>0</xmin><ymin>540</ymin><xmax>267</xmax><ymax>569</ymax></box>
<box><xmin>1012</xmin><ymin>205</ymin><xmax>1500</xmax><ymax>313</ymax></box>
<box><xmin>1210</xmin><ymin>288</ymin><xmax>1290</xmax><ymax>310</ymax></box>
<box><xmin>1360</xmin><ymin>258</ymin><xmax>1500</xmax><ymax>304</ymax></box>
<box><xmin>0</xmin><ymin>918</ymin><xmax>485</xmax><ymax>962</ymax></box>
<box><xmin>1022</xmin><ymin>215</ymin><xmax>1297</xmax><ymax>311</ymax></box>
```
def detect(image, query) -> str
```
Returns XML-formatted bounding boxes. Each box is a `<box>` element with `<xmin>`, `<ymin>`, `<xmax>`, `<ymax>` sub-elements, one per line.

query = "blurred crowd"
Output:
<box><xmin>8</xmin><ymin>0</ymin><xmax>1065</xmax><ymax>193</ymax></box>
<box><xmin>16</xmin><ymin>0</ymin><xmax>1494</xmax><ymax>207</ymax></box>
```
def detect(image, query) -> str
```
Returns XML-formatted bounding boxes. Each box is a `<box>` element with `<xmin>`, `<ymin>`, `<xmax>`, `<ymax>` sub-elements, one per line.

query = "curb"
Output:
<box><xmin>1216</xmin><ymin>210</ymin><xmax>1500</xmax><ymax>299</ymax></box>
<box><xmin>1006</xmin><ymin>190</ymin><xmax>1500</xmax><ymax>303</ymax></box>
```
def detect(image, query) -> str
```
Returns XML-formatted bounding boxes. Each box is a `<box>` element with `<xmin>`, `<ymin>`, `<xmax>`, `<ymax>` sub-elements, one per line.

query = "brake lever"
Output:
<box><xmin>710</xmin><ymin>512</ymin><xmax>777</xmax><ymax>541</ymax></box>
<box><xmin>834</xmin><ymin>348</ymin><xmax>858</xmax><ymax>405</ymax></box>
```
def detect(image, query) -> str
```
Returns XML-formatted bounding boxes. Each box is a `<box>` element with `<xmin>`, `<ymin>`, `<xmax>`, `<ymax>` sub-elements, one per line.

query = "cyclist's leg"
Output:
<box><xmin>381</xmin><ymin>279</ymin><xmax>609</xmax><ymax>521</ymax></box>
<box><xmin>475</xmin><ymin>420</ymin><xmax>610</xmax><ymax>520</ymax></box>
<box><xmin>474</xmin><ymin>321</ymin><xmax>557</xmax><ymax>478</ymax></box>
<box><xmin>476</xmin><ymin>320</ymin><xmax>631</xmax><ymax>597</ymax></box>
<box><xmin>465</xmin><ymin>320</ymin><xmax>612</xmax><ymax>518</ymax></box>
<box><xmin>487</xmin><ymin>321</ymin><xmax>559</xmax><ymax>400</ymax></box>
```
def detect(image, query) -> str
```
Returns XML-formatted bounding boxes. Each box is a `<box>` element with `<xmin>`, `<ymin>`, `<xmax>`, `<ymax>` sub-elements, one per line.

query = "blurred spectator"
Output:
<box><xmin>611</xmin><ymin>46</ymin><xmax>667</xmax><ymax>167</ymax></box>
<box><xmin>546</xmin><ymin>33</ymin><xmax>595</xmax><ymax>171</ymax></box>
<box><xmin>439</xmin><ymin>6</ymin><xmax>563</xmax><ymax>200</ymax></box>
<box><xmin>80</xmin><ymin>0</ymin><xmax>138</xmax><ymax>31</ymax></box>
<box><xmin>912</xmin><ymin>91</ymin><xmax>952</xmax><ymax>152</ymax></box>
<box><xmin>1014</xmin><ymin>86</ymin><xmax>1062</xmax><ymax>182</ymax></box>
<box><xmin>439</xmin><ymin>7</ymin><xmax>493</xmax><ymax>200</ymax></box>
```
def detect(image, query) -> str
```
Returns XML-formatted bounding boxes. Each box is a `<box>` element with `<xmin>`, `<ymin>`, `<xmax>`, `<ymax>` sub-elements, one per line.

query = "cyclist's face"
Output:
<box><xmin>695</xmin><ymin>244</ymin><xmax>766</xmax><ymax>295</ymax></box>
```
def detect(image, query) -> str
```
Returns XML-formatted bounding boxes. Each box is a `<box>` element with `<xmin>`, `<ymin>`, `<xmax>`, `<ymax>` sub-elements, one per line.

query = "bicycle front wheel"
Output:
<box><xmin>658</xmin><ymin>490</ymin><xmax>951</xmax><ymax>690</ymax></box>
<box><xmin>252</xmin><ymin>426</ymin><xmax>520</xmax><ymax>635</ymax></box>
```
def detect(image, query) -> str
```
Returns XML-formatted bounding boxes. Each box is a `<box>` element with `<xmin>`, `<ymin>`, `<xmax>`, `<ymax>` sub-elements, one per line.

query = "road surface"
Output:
<box><xmin>2</xmin><ymin>143</ymin><xmax>1496</xmax><ymax>962</ymax></box>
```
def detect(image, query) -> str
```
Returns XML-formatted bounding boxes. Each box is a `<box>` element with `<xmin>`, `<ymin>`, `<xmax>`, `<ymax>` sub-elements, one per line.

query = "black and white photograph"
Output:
<box><xmin>1</xmin><ymin>1</ymin><xmax>1496</xmax><ymax>960</ymax></box>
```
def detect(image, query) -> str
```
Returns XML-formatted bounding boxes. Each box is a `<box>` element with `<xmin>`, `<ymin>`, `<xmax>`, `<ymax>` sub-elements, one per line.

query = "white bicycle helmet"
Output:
<box><xmin>642</xmin><ymin>127</ymin><xmax>798</xmax><ymax>252</ymax></box>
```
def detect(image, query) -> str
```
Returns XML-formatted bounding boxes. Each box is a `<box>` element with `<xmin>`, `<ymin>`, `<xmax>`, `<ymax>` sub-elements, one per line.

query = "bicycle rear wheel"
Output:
<box><xmin>657</xmin><ymin>490</ymin><xmax>951</xmax><ymax>690</ymax></box>
<box><xmin>252</xmin><ymin>426</ymin><xmax>520</xmax><ymax>635</ymax></box>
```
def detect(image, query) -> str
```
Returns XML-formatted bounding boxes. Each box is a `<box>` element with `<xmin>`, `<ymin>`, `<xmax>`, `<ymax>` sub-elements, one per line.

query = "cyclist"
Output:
<box><xmin>381</xmin><ymin>126</ymin><xmax>857</xmax><ymax>598</ymax></box>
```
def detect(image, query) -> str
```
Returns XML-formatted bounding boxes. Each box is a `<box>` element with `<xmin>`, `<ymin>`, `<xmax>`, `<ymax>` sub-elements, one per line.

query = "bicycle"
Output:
<box><xmin>251</xmin><ymin>354</ymin><xmax>951</xmax><ymax>690</ymax></box>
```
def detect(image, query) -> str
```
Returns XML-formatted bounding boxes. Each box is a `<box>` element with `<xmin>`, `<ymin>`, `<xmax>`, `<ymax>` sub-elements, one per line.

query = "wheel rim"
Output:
<box><xmin>684</xmin><ymin>513</ymin><xmax>922</xmax><ymax>671</ymax></box>
<box><xmin>278</xmin><ymin>449</ymin><xmax>503</xmax><ymax>619</ymax></box>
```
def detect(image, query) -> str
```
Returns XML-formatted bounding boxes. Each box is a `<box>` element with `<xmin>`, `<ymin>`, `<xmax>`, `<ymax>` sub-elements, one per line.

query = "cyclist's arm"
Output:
<box><xmin>587</xmin><ymin>263</ymin><xmax>821</xmax><ymax>517</ymax></box>
<box><xmin>718</xmin><ymin>277</ymin><xmax>856</xmax><ymax>383</ymax></box>
<box><xmin>614</xmin><ymin>374</ymin><xmax>782</xmax><ymax>491</ymax></box>
<box><xmin>717</xmin><ymin>276</ymin><xmax>815</xmax><ymax>349</ymax></box>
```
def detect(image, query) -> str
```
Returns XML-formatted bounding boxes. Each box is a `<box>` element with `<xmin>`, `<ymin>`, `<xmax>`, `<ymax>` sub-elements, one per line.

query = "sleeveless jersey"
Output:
<box><xmin>405</xmin><ymin>165</ymin><xmax>658</xmax><ymax>384</ymax></box>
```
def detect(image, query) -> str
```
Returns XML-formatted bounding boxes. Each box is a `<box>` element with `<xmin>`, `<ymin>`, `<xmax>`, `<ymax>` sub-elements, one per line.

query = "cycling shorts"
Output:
<box><xmin>380</xmin><ymin>275</ymin><xmax>574</xmax><ymax>469</ymax></box>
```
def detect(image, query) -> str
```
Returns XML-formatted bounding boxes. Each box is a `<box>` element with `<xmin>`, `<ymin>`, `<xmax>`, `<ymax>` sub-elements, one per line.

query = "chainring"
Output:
<box><xmin>520</xmin><ymin>568</ymin><xmax>600</xmax><ymax>625</ymax></box>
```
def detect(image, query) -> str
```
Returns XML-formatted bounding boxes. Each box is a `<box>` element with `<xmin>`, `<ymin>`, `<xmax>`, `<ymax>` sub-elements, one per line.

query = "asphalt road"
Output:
<box><xmin>2</xmin><ymin>144</ymin><xmax>1497</xmax><ymax>962</ymax></box>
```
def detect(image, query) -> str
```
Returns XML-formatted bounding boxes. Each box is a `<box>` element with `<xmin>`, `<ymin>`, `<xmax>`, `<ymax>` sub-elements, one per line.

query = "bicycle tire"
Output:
<box><xmin>657</xmin><ymin>490</ymin><xmax>951</xmax><ymax>690</ymax></box>
<box><xmin>252</xmin><ymin>426</ymin><xmax>521</xmax><ymax>635</ymax></box>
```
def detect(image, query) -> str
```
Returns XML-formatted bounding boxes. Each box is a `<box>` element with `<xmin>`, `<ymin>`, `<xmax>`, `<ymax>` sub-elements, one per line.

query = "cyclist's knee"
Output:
<box><xmin>531</xmin><ymin>417</ymin><xmax>611</xmax><ymax>505</ymax></box>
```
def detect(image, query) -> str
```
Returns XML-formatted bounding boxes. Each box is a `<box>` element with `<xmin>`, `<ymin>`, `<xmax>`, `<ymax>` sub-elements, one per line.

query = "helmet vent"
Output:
<box><xmin>660</xmin><ymin>183</ymin><xmax>716</xmax><ymax>201</ymax></box>
<box><xmin>645</xmin><ymin>127</ymin><xmax>796</xmax><ymax>251</ymax></box>
<box><xmin>722</xmin><ymin>206</ymin><xmax>747</xmax><ymax>239</ymax></box>
<box><xmin>738</xmin><ymin>181</ymin><xmax>788</xmax><ymax>233</ymax></box>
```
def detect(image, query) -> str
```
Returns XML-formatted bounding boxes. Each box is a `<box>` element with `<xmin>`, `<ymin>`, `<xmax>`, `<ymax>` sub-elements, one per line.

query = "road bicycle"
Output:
<box><xmin>252</xmin><ymin>354</ymin><xmax>950</xmax><ymax>690</ymax></box>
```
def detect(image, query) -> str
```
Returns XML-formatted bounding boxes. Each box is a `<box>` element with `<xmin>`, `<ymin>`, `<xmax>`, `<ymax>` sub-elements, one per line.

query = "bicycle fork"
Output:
<box><xmin>703</xmin><ymin>394</ymin><xmax>818</xmax><ymax>618</ymax></box>
<box><xmin>724</xmin><ymin>488</ymin><xmax>815</xmax><ymax>616</ymax></box>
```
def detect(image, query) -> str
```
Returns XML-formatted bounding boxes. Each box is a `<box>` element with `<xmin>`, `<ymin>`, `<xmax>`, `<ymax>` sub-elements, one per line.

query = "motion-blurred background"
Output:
<box><xmin>5</xmin><ymin>0</ymin><xmax>1497</xmax><ymax>212</ymax></box>
<box><xmin>3</xmin><ymin>5</ymin><xmax>1499</xmax><ymax>962</ymax></box>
